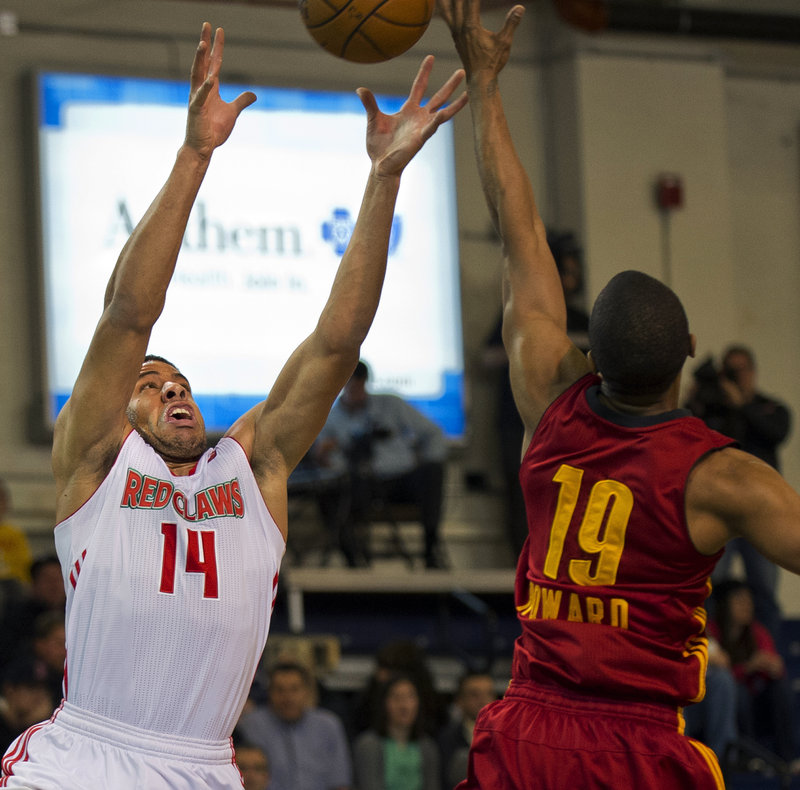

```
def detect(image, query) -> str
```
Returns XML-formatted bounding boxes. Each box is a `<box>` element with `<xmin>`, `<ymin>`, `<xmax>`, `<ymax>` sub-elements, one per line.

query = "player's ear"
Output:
<box><xmin>587</xmin><ymin>350</ymin><xmax>598</xmax><ymax>374</ymax></box>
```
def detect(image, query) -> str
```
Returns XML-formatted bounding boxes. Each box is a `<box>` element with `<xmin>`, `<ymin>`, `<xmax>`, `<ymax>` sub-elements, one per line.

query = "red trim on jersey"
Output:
<box><xmin>271</xmin><ymin>571</ymin><xmax>279</xmax><ymax>612</ymax></box>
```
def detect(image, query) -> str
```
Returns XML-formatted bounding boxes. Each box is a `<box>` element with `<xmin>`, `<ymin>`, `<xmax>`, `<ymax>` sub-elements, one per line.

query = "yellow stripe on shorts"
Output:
<box><xmin>688</xmin><ymin>738</ymin><xmax>726</xmax><ymax>789</ymax></box>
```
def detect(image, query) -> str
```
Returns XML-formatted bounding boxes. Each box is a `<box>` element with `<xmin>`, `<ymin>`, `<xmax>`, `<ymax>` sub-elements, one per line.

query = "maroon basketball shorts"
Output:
<box><xmin>456</xmin><ymin>681</ymin><xmax>724</xmax><ymax>790</ymax></box>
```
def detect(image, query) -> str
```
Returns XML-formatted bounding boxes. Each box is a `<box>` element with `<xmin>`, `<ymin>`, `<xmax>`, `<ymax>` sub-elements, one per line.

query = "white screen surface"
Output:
<box><xmin>36</xmin><ymin>72</ymin><xmax>464</xmax><ymax>438</ymax></box>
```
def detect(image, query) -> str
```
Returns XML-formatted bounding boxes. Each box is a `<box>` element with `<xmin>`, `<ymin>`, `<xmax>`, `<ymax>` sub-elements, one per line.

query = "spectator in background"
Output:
<box><xmin>0</xmin><ymin>610</ymin><xmax>67</xmax><ymax>720</ymax></box>
<box><xmin>481</xmin><ymin>230</ymin><xmax>589</xmax><ymax>558</ymax></box>
<box><xmin>686</xmin><ymin>346</ymin><xmax>791</xmax><ymax>640</ymax></box>
<box><xmin>0</xmin><ymin>479</ymin><xmax>33</xmax><ymax>602</ymax></box>
<box><xmin>0</xmin><ymin>555</ymin><xmax>65</xmax><ymax>675</ymax></box>
<box><xmin>0</xmin><ymin>661</ymin><xmax>54</xmax><ymax>754</ymax></box>
<box><xmin>437</xmin><ymin>672</ymin><xmax>497</xmax><ymax>790</ymax></box>
<box><xmin>709</xmin><ymin>579</ymin><xmax>798</xmax><ymax>769</ymax></box>
<box><xmin>233</xmin><ymin>739</ymin><xmax>272</xmax><ymax>790</ymax></box>
<box><xmin>352</xmin><ymin>640</ymin><xmax>445</xmax><ymax>740</ymax></box>
<box><xmin>352</xmin><ymin>673</ymin><xmax>440</xmax><ymax>790</ymax></box>
<box><xmin>313</xmin><ymin>361</ymin><xmax>448</xmax><ymax>568</ymax></box>
<box><xmin>236</xmin><ymin>661</ymin><xmax>352</xmax><ymax>790</ymax></box>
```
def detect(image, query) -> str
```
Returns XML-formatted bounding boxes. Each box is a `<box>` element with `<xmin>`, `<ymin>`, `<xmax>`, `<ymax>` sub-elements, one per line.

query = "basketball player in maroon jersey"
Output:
<box><xmin>440</xmin><ymin>1</ymin><xmax>800</xmax><ymax>787</ymax></box>
<box><xmin>0</xmin><ymin>23</ymin><xmax>467</xmax><ymax>790</ymax></box>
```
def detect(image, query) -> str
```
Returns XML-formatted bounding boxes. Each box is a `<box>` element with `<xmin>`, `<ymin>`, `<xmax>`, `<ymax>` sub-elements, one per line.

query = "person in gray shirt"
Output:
<box><xmin>236</xmin><ymin>662</ymin><xmax>352</xmax><ymax>790</ymax></box>
<box><xmin>314</xmin><ymin>361</ymin><xmax>448</xmax><ymax>568</ymax></box>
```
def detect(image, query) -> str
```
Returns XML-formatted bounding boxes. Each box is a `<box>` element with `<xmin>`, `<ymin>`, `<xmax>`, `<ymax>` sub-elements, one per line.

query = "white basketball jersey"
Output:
<box><xmin>54</xmin><ymin>432</ymin><xmax>284</xmax><ymax>741</ymax></box>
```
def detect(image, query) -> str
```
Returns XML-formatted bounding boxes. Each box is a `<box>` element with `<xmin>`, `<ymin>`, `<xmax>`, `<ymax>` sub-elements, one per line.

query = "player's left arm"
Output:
<box><xmin>686</xmin><ymin>446</ymin><xmax>800</xmax><ymax>573</ymax></box>
<box><xmin>226</xmin><ymin>57</ymin><xmax>467</xmax><ymax>530</ymax></box>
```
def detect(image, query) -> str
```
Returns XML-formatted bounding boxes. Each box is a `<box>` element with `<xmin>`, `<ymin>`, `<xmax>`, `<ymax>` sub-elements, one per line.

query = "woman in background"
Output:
<box><xmin>352</xmin><ymin>674</ymin><xmax>440</xmax><ymax>790</ymax></box>
<box><xmin>710</xmin><ymin>579</ymin><xmax>798</xmax><ymax>769</ymax></box>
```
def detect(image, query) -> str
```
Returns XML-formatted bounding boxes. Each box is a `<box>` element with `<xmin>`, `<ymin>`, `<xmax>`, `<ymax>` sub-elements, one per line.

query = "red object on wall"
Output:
<box><xmin>656</xmin><ymin>174</ymin><xmax>684</xmax><ymax>209</ymax></box>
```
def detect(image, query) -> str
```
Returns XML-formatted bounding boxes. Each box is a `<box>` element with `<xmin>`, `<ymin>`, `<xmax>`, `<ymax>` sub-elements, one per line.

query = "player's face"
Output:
<box><xmin>126</xmin><ymin>360</ymin><xmax>207</xmax><ymax>461</ymax></box>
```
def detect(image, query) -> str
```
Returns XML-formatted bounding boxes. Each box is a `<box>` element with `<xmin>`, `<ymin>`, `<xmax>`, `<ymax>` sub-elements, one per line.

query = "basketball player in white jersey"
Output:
<box><xmin>0</xmin><ymin>23</ymin><xmax>467</xmax><ymax>790</ymax></box>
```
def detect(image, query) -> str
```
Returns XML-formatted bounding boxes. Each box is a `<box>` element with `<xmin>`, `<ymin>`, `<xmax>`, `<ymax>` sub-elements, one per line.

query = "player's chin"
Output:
<box><xmin>150</xmin><ymin>427</ymin><xmax>208</xmax><ymax>460</ymax></box>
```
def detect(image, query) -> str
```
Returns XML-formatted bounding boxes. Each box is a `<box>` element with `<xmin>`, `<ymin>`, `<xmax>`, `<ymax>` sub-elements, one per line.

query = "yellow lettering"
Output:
<box><xmin>516</xmin><ymin>586</ymin><xmax>632</xmax><ymax>631</ymax></box>
<box><xmin>586</xmin><ymin>597</ymin><xmax>604</xmax><ymax>623</ymax></box>
<box><xmin>541</xmin><ymin>587</ymin><xmax>563</xmax><ymax>619</ymax></box>
<box><xmin>531</xmin><ymin>584</ymin><xmax>542</xmax><ymax>619</ymax></box>
<box><xmin>609</xmin><ymin>598</ymin><xmax>629</xmax><ymax>629</ymax></box>
<box><xmin>567</xmin><ymin>593</ymin><xmax>584</xmax><ymax>622</ymax></box>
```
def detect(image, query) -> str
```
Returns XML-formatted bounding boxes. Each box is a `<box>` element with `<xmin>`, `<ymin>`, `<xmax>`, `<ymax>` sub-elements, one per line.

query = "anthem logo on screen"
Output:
<box><xmin>321</xmin><ymin>208</ymin><xmax>402</xmax><ymax>256</ymax></box>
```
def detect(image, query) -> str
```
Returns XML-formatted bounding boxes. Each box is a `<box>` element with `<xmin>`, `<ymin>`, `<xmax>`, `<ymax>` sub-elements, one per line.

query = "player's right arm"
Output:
<box><xmin>51</xmin><ymin>24</ymin><xmax>255</xmax><ymax>520</ymax></box>
<box><xmin>439</xmin><ymin>0</ymin><xmax>590</xmax><ymax>450</ymax></box>
<box><xmin>686</xmin><ymin>446</ymin><xmax>800</xmax><ymax>574</ymax></box>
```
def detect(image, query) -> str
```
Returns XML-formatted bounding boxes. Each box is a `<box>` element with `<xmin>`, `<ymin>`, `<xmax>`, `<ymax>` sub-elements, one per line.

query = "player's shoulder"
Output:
<box><xmin>687</xmin><ymin>445</ymin><xmax>765</xmax><ymax>509</ymax></box>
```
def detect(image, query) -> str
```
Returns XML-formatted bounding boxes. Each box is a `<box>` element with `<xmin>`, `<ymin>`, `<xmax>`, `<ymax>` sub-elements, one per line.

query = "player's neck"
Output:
<box><xmin>598</xmin><ymin>388</ymin><xmax>678</xmax><ymax>416</ymax></box>
<box><xmin>163</xmin><ymin>457</ymin><xmax>201</xmax><ymax>476</ymax></box>
<box><xmin>598</xmin><ymin>376</ymin><xmax>681</xmax><ymax>416</ymax></box>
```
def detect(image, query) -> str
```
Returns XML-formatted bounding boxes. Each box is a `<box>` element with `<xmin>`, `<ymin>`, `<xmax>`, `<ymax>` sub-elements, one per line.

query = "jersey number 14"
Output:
<box><xmin>159</xmin><ymin>522</ymin><xmax>219</xmax><ymax>599</ymax></box>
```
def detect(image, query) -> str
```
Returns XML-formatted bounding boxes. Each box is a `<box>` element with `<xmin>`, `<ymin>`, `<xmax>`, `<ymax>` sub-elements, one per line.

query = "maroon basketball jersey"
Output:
<box><xmin>514</xmin><ymin>374</ymin><xmax>734</xmax><ymax>707</ymax></box>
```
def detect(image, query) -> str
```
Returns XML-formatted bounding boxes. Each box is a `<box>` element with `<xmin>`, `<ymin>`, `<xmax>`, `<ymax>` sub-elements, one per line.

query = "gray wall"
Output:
<box><xmin>2</xmin><ymin>1</ymin><xmax>800</xmax><ymax>610</ymax></box>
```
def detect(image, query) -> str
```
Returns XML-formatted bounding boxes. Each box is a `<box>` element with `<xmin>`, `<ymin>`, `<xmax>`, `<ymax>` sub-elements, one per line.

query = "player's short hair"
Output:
<box><xmin>589</xmin><ymin>270</ymin><xmax>692</xmax><ymax>399</ymax></box>
<box><xmin>143</xmin><ymin>354</ymin><xmax>181</xmax><ymax>373</ymax></box>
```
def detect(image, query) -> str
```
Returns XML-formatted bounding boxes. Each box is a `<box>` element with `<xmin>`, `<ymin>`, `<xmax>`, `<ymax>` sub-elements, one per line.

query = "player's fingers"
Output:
<box><xmin>208</xmin><ymin>26</ymin><xmax>225</xmax><ymax>78</ymax></box>
<box><xmin>464</xmin><ymin>0</ymin><xmax>481</xmax><ymax>27</ymax></box>
<box><xmin>231</xmin><ymin>91</ymin><xmax>257</xmax><ymax>115</ymax></box>
<box><xmin>436</xmin><ymin>89</ymin><xmax>468</xmax><ymax>124</ymax></box>
<box><xmin>191</xmin><ymin>76</ymin><xmax>215</xmax><ymax>109</ymax></box>
<box><xmin>447</xmin><ymin>0</ymin><xmax>465</xmax><ymax>30</ymax></box>
<box><xmin>436</xmin><ymin>0</ymin><xmax>453</xmax><ymax>27</ymax></box>
<box><xmin>423</xmin><ymin>91</ymin><xmax>468</xmax><ymax>139</ymax></box>
<box><xmin>498</xmin><ymin>4</ymin><xmax>525</xmax><ymax>43</ymax></box>
<box><xmin>425</xmin><ymin>68</ymin><xmax>465</xmax><ymax>112</ymax></box>
<box><xmin>356</xmin><ymin>86</ymin><xmax>379</xmax><ymax>119</ymax></box>
<box><xmin>190</xmin><ymin>23</ymin><xmax>212</xmax><ymax>92</ymax></box>
<box><xmin>408</xmin><ymin>55</ymin><xmax>435</xmax><ymax>106</ymax></box>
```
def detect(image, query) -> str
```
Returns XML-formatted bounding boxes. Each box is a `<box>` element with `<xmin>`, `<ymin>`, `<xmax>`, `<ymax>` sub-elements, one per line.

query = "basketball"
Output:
<box><xmin>299</xmin><ymin>0</ymin><xmax>435</xmax><ymax>64</ymax></box>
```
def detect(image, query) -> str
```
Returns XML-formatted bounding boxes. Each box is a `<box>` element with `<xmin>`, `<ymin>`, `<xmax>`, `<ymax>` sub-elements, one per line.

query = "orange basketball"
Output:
<box><xmin>299</xmin><ymin>0</ymin><xmax>435</xmax><ymax>64</ymax></box>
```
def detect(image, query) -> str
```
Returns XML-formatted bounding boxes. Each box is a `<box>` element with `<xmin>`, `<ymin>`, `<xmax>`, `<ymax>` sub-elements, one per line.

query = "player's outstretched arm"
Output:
<box><xmin>439</xmin><ymin>0</ymin><xmax>589</xmax><ymax>437</ymax></box>
<box><xmin>230</xmin><ymin>58</ymin><xmax>467</xmax><ymax>519</ymax></box>
<box><xmin>687</xmin><ymin>447</ymin><xmax>800</xmax><ymax>575</ymax></box>
<box><xmin>53</xmin><ymin>24</ymin><xmax>255</xmax><ymax>515</ymax></box>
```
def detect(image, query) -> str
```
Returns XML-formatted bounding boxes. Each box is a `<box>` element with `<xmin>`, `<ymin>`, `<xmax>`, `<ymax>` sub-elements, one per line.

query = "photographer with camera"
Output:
<box><xmin>310</xmin><ymin>361</ymin><xmax>448</xmax><ymax>569</ymax></box>
<box><xmin>686</xmin><ymin>345</ymin><xmax>792</xmax><ymax>640</ymax></box>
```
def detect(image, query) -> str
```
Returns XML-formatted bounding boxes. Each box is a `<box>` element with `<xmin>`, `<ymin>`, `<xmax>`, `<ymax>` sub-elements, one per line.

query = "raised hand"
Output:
<box><xmin>356</xmin><ymin>55</ymin><xmax>467</xmax><ymax>178</ymax></box>
<box><xmin>438</xmin><ymin>0</ymin><xmax>525</xmax><ymax>79</ymax></box>
<box><xmin>185</xmin><ymin>23</ymin><xmax>257</xmax><ymax>159</ymax></box>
